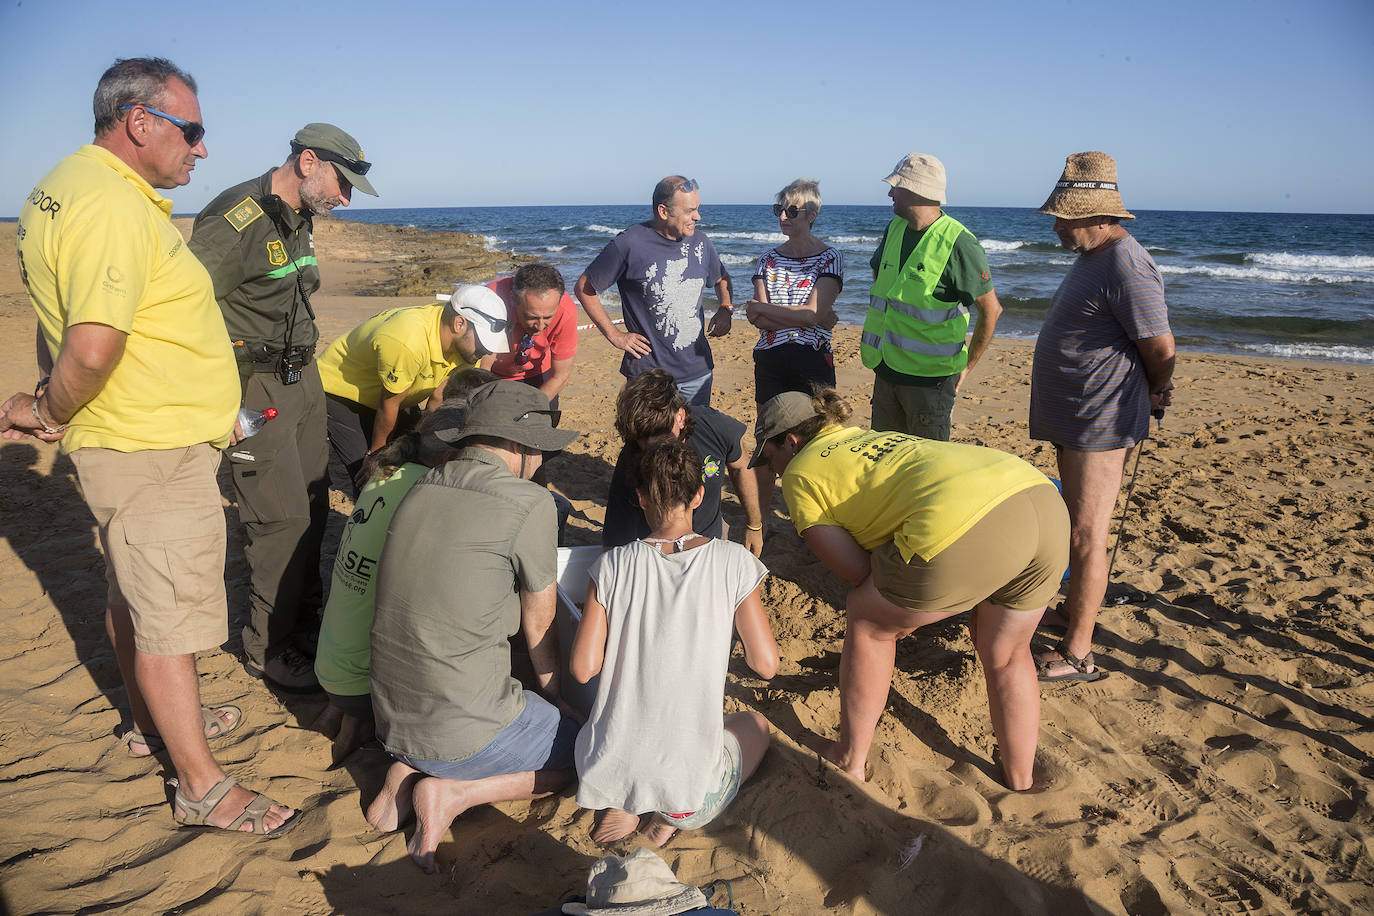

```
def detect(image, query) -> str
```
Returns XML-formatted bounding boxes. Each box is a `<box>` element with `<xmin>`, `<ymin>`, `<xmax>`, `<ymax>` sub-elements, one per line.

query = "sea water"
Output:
<box><xmin>338</xmin><ymin>205</ymin><xmax>1374</xmax><ymax>364</ymax></box>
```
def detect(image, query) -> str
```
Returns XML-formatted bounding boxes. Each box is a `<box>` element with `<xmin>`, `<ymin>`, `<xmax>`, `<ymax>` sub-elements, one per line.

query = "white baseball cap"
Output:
<box><xmin>450</xmin><ymin>284</ymin><xmax>512</xmax><ymax>354</ymax></box>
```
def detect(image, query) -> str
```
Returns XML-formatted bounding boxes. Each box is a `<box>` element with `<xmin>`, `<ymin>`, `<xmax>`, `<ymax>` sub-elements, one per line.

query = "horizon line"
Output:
<box><xmin>4</xmin><ymin>204</ymin><xmax>1373</xmax><ymax>220</ymax></box>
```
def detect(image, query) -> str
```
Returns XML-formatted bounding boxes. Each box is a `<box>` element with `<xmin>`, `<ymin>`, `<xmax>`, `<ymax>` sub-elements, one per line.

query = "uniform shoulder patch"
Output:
<box><xmin>224</xmin><ymin>197</ymin><xmax>264</xmax><ymax>232</ymax></box>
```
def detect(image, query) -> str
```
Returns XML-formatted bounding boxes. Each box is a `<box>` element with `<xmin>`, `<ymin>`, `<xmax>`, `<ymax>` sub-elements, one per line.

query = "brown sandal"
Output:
<box><xmin>121</xmin><ymin>704</ymin><xmax>244</xmax><ymax>756</ymax></box>
<box><xmin>1035</xmin><ymin>640</ymin><xmax>1106</xmax><ymax>683</ymax></box>
<box><xmin>171</xmin><ymin>776</ymin><xmax>301</xmax><ymax>837</ymax></box>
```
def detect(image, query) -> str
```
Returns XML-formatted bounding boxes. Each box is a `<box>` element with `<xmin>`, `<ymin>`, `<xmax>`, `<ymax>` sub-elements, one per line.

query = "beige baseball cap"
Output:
<box><xmin>882</xmin><ymin>153</ymin><xmax>947</xmax><ymax>204</ymax></box>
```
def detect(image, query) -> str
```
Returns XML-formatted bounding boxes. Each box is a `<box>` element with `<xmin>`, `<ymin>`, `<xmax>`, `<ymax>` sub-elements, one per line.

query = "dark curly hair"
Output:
<box><xmin>635</xmin><ymin>437</ymin><xmax>704</xmax><ymax>525</ymax></box>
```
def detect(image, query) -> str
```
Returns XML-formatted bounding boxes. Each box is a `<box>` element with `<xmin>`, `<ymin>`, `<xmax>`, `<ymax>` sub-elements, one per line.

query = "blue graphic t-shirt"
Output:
<box><xmin>583</xmin><ymin>222</ymin><xmax>724</xmax><ymax>382</ymax></box>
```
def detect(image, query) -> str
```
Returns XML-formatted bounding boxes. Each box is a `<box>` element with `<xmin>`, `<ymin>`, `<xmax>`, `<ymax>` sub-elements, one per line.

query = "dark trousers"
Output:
<box><xmin>325</xmin><ymin>395</ymin><xmax>423</xmax><ymax>498</ymax></box>
<box><xmin>324</xmin><ymin>394</ymin><xmax>375</xmax><ymax>496</ymax></box>
<box><xmin>869</xmin><ymin>372</ymin><xmax>958</xmax><ymax>441</ymax></box>
<box><xmin>752</xmin><ymin>342</ymin><xmax>836</xmax><ymax>405</ymax></box>
<box><xmin>224</xmin><ymin>362</ymin><xmax>329</xmax><ymax>666</ymax></box>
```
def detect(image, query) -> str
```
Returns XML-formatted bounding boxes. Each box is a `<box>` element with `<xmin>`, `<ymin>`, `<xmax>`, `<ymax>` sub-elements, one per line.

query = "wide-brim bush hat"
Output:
<box><xmin>882</xmin><ymin>153</ymin><xmax>946</xmax><ymax>205</ymax></box>
<box><xmin>435</xmin><ymin>380</ymin><xmax>579</xmax><ymax>453</ymax></box>
<box><xmin>562</xmin><ymin>848</ymin><xmax>709</xmax><ymax>916</ymax></box>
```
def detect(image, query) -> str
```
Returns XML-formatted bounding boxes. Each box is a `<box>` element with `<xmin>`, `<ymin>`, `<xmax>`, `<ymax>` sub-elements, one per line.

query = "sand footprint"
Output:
<box><xmin>1170</xmin><ymin>856</ymin><xmax>1270</xmax><ymax>915</ymax></box>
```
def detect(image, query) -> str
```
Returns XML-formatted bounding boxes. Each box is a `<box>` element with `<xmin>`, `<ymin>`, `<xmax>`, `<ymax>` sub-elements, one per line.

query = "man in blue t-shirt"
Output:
<box><xmin>575</xmin><ymin>175</ymin><xmax>734</xmax><ymax>407</ymax></box>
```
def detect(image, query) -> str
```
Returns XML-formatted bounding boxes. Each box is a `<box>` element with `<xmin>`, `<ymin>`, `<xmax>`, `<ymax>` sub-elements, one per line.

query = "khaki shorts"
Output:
<box><xmin>871</xmin><ymin>483</ymin><xmax>1069</xmax><ymax>615</ymax></box>
<box><xmin>70</xmin><ymin>444</ymin><xmax>228</xmax><ymax>655</ymax></box>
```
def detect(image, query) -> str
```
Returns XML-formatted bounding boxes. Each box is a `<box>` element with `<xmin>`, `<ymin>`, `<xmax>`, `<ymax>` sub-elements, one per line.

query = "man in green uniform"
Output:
<box><xmin>189</xmin><ymin>123</ymin><xmax>378</xmax><ymax>691</ymax></box>
<box><xmin>863</xmin><ymin>153</ymin><xmax>1003</xmax><ymax>440</ymax></box>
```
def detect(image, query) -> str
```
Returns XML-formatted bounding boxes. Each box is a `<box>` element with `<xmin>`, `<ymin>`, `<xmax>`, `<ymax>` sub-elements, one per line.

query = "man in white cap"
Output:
<box><xmin>189</xmin><ymin>122</ymin><xmax>378</xmax><ymax>691</ymax></box>
<box><xmin>862</xmin><ymin>153</ymin><xmax>1003</xmax><ymax>440</ymax></box>
<box><xmin>317</xmin><ymin>285</ymin><xmax>512</xmax><ymax>492</ymax></box>
<box><xmin>1030</xmin><ymin>151</ymin><xmax>1175</xmax><ymax>683</ymax></box>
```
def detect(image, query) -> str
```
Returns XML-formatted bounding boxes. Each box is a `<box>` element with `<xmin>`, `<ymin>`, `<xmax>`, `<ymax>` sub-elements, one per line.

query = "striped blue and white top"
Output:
<box><xmin>751</xmin><ymin>246</ymin><xmax>844</xmax><ymax>352</ymax></box>
<box><xmin>1029</xmin><ymin>233</ymin><xmax>1171</xmax><ymax>450</ymax></box>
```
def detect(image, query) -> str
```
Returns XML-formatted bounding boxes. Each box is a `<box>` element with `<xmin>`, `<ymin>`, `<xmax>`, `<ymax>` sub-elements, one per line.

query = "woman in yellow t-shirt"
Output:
<box><xmin>750</xmin><ymin>389</ymin><xmax>1070</xmax><ymax>791</ymax></box>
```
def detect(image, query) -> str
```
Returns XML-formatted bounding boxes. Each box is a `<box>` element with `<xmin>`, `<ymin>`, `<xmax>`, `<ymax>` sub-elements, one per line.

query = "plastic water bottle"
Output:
<box><xmin>237</xmin><ymin>406</ymin><xmax>278</xmax><ymax>439</ymax></box>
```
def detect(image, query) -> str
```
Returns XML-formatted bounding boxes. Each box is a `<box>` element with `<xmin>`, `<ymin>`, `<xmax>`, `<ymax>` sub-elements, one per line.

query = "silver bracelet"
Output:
<box><xmin>31</xmin><ymin>398</ymin><xmax>65</xmax><ymax>435</ymax></box>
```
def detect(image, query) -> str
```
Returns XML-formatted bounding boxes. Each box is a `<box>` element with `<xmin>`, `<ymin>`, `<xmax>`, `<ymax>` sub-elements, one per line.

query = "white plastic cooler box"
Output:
<box><xmin>556</xmin><ymin>546</ymin><xmax>601</xmax><ymax>718</ymax></box>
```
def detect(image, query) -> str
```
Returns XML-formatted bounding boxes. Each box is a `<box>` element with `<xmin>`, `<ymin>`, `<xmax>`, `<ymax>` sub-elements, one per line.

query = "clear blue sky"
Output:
<box><xmin>2</xmin><ymin>0</ymin><xmax>1371</xmax><ymax>215</ymax></box>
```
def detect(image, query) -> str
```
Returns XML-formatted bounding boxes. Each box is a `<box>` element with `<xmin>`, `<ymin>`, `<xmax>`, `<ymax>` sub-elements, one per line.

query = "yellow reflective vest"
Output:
<box><xmin>862</xmin><ymin>214</ymin><xmax>970</xmax><ymax>377</ymax></box>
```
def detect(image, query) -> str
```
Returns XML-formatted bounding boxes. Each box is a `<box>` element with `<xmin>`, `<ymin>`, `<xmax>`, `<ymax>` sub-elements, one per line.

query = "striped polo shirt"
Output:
<box><xmin>1029</xmin><ymin>233</ymin><xmax>1171</xmax><ymax>450</ymax></box>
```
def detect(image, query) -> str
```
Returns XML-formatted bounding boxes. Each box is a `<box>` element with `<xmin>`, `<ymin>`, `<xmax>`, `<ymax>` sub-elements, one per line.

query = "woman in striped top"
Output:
<box><xmin>745</xmin><ymin>178</ymin><xmax>844</xmax><ymax>521</ymax></box>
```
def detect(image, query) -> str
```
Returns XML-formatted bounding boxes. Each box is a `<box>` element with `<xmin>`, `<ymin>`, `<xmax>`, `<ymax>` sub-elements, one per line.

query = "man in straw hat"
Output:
<box><xmin>862</xmin><ymin>153</ymin><xmax>1003</xmax><ymax>440</ymax></box>
<box><xmin>363</xmin><ymin>381</ymin><xmax>582</xmax><ymax>873</ymax></box>
<box><xmin>1029</xmin><ymin>151</ymin><xmax>1175</xmax><ymax>682</ymax></box>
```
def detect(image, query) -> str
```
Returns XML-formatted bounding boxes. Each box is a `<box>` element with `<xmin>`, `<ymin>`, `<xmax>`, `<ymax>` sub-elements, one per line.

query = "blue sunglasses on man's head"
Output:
<box><xmin>119</xmin><ymin>104</ymin><xmax>205</xmax><ymax>146</ymax></box>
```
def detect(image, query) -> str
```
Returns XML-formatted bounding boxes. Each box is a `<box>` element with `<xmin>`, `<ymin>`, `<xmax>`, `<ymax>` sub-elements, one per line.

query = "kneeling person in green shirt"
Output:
<box><xmin>363</xmin><ymin>381</ymin><xmax>583</xmax><ymax>874</ymax></box>
<box><xmin>317</xmin><ymin>284</ymin><xmax>511</xmax><ymax>492</ymax></box>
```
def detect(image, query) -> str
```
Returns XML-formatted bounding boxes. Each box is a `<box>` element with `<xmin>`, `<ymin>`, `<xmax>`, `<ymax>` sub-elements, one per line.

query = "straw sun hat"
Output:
<box><xmin>1037</xmin><ymin>151</ymin><xmax>1135</xmax><ymax>220</ymax></box>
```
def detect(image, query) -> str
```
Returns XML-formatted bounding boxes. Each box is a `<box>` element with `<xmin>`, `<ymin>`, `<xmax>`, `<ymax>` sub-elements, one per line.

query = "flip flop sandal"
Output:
<box><xmin>1035</xmin><ymin>640</ymin><xmax>1106</xmax><ymax>683</ymax></box>
<box><xmin>170</xmin><ymin>775</ymin><xmax>301</xmax><ymax>837</ymax></box>
<box><xmin>120</xmin><ymin>704</ymin><xmax>245</xmax><ymax>756</ymax></box>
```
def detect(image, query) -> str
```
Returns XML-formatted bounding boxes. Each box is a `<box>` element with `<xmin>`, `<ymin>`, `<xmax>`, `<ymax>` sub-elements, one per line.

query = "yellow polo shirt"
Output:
<box><xmin>17</xmin><ymin>145</ymin><xmax>238</xmax><ymax>453</ymax></box>
<box><xmin>782</xmin><ymin>425</ymin><xmax>1049</xmax><ymax>562</ymax></box>
<box><xmin>317</xmin><ymin>304</ymin><xmax>474</xmax><ymax>409</ymax></box>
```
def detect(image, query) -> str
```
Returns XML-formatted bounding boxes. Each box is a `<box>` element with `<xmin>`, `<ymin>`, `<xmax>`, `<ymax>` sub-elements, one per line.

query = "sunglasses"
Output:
<box><xmin>460</xmin><ymin>306</ymin><xmax>510</xmax><ymax>334</ymax></box>
<box><xmin>119</xmin><ymin>104</ymin><xmax>204</xmax><ymax>146</ymax></box>
<box><xmin>675</xmin><ymin>178</ymin><xmax>699</xmax><ymax>194</ymax></box>
<box><xmin>772</xmin><ymin>204</ymin><xmax>808</xmax><ymax>219</ymax></box>
<box><xmin>303</xmin><ymin>145</ymin><xmax>372</xmax><ymax>176</ymax></box>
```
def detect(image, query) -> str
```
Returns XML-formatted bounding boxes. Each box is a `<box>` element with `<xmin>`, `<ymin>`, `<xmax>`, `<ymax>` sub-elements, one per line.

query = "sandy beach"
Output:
<box><xmin>1</xmin><ymin>217</ymin><xmax>1371</xmax><ymax>915</ymax></box>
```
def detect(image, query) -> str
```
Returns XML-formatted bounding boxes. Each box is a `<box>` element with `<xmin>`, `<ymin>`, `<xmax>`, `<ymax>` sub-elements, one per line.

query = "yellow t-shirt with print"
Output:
<box><xmin>782</xmin><ymin>425</ymin><xmax>1049</xmax><ymax>562</ymax></box>
<box><xmin>17</xmin><ymin>145</ymin><xmax>238</xmax><ymax>453</ymax></box>
<box><xmin>317</xmin><ymin>303</ymin><xmax>474</xmax><ymax>409</ymax></box>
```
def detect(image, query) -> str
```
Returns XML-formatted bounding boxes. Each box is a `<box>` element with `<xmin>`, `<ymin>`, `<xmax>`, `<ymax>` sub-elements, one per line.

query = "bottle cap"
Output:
<box><xmin>262</xmin><ymin>408</ymin><xmax>279</xmax><ymax>420</ymax></box>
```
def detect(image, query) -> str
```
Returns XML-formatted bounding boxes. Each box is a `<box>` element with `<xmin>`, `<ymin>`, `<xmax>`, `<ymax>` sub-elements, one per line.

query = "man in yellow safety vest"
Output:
<box><xmin>862</xmin><ymin>153</ymin><xmax>1003</xmax><ymax>440</ymax></box>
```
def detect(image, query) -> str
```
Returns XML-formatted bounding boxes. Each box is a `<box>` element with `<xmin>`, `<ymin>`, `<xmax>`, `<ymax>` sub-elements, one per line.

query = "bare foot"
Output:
<box><xmin>643</xmin><ymin>814</ymin><xmax>678</xmax><ymax>847</ymax></box>
<box><xmin>407</xmin><ymin>777</ymin><xmax>476</xmax><ymax>874</ymax></box>
<box><xmin>819</xmin><ymin>739</ymin><xmax>867</xmax><ymax>782</ymax></box>
<box><xmin>590</xmin><ymin>808</ymin><xmax>640</xmax><ymax>844</ymax></box>
<box><xmin>366</xmin><ymin>761</ymin><xmax>420</xmax><ymax>832</ymax></box>
<box><xmin>330</xmin><ymin>713</ymin><xmax>375</xmax><ymax>768</ymax></box>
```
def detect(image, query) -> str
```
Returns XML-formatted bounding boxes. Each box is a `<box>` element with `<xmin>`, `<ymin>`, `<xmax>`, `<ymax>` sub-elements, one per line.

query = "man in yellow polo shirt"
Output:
<box><xmin>1</xmin><ymin>58</ymin><xmax>299</xmax><ymax>835</ymax></box>
<box><xmin>318</xmin><ymin>283</ymin><xmax>511</xmax><ymax>492</ymax></box>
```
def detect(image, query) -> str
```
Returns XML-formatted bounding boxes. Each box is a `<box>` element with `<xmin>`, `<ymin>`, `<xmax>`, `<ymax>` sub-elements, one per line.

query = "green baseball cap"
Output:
<box><xmin>748</xmin><ymin>391</ymin><xmax>818</xmax><ymax>468</ymax></box>
<box><xmin>290</xmin><ymin>123</ymin><xmax>378</xmax><ymax>197</ymax></box>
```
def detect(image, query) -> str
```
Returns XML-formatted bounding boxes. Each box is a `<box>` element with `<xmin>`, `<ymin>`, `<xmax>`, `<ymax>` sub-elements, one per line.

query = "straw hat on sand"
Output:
<box><xmin>1037</xmin><ymin>151</ymin><xmax>1135</xmax><ymax>220</ymax></box>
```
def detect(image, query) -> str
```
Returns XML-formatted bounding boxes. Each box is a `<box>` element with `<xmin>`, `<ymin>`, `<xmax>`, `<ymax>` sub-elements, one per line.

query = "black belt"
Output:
<box><xmin>235</xmin><ymin>343</ymin><xmax>315</xmax><ymax>368</ymax></box>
